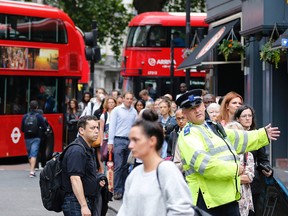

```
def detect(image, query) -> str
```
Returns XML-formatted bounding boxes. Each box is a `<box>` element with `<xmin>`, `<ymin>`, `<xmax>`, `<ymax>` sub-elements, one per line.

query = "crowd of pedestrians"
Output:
<box><xmin>21</xmin><ymin>83</ymin><xmax>281</xmax><ymax>215</ymax></box>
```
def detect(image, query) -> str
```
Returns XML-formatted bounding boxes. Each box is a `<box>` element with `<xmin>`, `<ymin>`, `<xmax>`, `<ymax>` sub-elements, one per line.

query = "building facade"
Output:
<box><xmin>202</xmin><ymin>0</ymin><xmax>288</xmax><ymax>166</ymax></box>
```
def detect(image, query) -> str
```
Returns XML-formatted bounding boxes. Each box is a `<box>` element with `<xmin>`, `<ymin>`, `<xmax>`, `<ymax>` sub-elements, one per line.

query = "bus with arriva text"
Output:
<box><xmin>121</xmin><ymin>12</ymin><xmax>208</xmax><ymax>99</ymax></box>
<box><xmin>0</xmin><ymin>0</ymin><xmax>89</xmax><ymax>158</ymax></box>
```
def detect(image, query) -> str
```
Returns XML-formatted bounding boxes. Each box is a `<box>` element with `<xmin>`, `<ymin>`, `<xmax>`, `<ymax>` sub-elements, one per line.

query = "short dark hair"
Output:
<box><xmin>30</xmin><ymin>100</ymin><xmax>38</xmax><ymax>110</ymax></box>
<box><xmin>77</xmin><ymin>115</ymin><xmax>98</xmax><ymax>130</ymax></box>
<box><xmin>111</xmin><ymin>89</ymin><xmax>121</xmax><ymax>96</ymax></box>
<box><xmin>123</xmin><ymin>91</ymin><xmax>134</xmax><ymax>98</ymax></box>
<box><xmin>132</xmin><ymin>109</ymin><xmax>164</xmax><ymax>151</ymax></box>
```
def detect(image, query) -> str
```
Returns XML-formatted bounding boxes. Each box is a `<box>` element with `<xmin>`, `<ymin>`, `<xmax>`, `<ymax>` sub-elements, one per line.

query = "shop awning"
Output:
<box><xmin>178</xmin><ymin>20</ymin><xmax>239</xmax><ymax>70</ymax></box>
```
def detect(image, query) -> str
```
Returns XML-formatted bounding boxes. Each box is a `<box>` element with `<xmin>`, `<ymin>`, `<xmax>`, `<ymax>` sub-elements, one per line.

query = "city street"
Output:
<box><xmin>0</xmin><ymin>159</ymin><xmax>121</xmax><ymax>216</ymax></box>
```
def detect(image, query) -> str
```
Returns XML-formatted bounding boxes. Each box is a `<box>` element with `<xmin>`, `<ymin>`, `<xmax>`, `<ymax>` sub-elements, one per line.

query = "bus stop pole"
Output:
<box><xmin>185</xmin><ymin>0</ymin><xmax>191</xmax><ymax>90</ymax></box>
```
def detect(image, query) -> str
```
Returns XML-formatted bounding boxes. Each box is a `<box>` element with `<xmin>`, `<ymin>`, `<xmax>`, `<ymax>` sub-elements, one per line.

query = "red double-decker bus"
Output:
<box><xmin>121</xmin><ymin>12</ymin><xmax>208</xmax><ymax>98</ymax></box>
<box><xmin>0</xmin><ymin>0</ymin><xmax>89</xmax><ymax>158</ymax></box>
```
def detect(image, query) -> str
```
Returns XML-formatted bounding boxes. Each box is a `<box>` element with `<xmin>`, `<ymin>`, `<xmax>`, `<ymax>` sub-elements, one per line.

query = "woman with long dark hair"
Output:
<box><xmin>234</xmin><ymin>105</ymin><xmax>273</xmax><ymax>216</ymax></box>
<box><xmin>66</xmin><ymin>98</ymin><xmax>81</xmax><ymax>144</ymax></box>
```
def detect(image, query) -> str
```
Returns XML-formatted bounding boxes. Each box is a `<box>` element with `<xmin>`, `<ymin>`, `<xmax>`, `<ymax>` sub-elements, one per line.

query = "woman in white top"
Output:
<box><xmin>118</xmin><ymin>109</ymin><xmax>194</xmax><ymax>216</ymax></box>
<box><xmin>99</xmin><ymin>96</ymin><xmax>117</xmax><ymax>162</ymax></box>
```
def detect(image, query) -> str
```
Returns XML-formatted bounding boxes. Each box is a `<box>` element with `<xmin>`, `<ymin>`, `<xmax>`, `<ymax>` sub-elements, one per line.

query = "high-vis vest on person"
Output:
<box><xmin>178</xmin><ymin>123</ymin><xmax>269</xmax><ymax>209</ymax></box>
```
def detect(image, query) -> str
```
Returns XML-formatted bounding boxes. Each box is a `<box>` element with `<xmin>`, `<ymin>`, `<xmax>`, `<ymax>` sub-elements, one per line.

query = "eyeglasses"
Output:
<box><xmin>240</xmin><ymin>114</ymin><xmax>253</xmax><ymax>118</ymax></box>
<box><xmin>176</xmin><ymin>117</ymin><xmax>186</xmax><ymax>121</ymax></box>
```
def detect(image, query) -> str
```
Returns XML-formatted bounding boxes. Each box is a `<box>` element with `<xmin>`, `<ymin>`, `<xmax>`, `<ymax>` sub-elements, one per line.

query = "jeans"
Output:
<box><xmin>25</xmin><ymin>138</ymin><xmax>40</xmax><ymax>158</ymax></box>
<box><xmin>62</xmin><ymin>193</ymin><xmax>102</xmax><ymax>216</ymax></box>
<box><xmin>113</xmin><ymin>137</ymin><xmax>130</xmax><ymax>195</ymax></box>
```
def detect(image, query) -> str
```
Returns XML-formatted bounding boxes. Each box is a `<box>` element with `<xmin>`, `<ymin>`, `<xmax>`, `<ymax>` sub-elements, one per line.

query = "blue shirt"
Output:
<box><xmin>108</xmin><ymin>103</ymin><xmax>137</xmax><ymax>144</ymax></box>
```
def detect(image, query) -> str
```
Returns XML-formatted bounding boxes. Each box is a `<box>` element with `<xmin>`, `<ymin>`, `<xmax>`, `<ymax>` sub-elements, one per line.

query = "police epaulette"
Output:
<box><xmin>183</xmin><ymin>123</ymin><xmax>192</xmax><ymax>136</ymax></box>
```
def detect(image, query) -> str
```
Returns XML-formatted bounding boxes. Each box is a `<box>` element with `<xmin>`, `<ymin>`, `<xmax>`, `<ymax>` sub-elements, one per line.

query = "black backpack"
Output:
<box><xmin>39</xmin><ymin>142</ymin><xmax>86</xmax><ymax>212</ymax></box>
<box><xmin>24</xmin><ymin>112</ymin><xmax>39</xmax><ymax>136</ymax></box>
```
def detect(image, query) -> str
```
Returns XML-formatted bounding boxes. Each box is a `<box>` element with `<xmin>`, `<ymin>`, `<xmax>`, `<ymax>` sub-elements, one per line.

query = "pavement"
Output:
<box><xmin>108</xmin><ymin>198</ymin><xmax>122</xmax><ymax>214</ymax></box>
<box><xmin>0</xmin><ymin>159</ymin><xmax>122</xmax><ymax>215</ymax></box>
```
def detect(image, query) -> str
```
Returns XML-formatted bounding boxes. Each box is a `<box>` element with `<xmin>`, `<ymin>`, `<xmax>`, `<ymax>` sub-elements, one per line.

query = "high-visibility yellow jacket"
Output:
<box><xmin>178</xmin><ymin>123</ymin><xmax>269</xmax><ymax>209</ymax></box>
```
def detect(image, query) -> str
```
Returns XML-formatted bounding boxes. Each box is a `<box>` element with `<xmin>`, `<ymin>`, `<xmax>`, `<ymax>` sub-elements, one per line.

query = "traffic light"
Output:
<box><xmin>84</xmin><ymin>27</ymin><xmax>101</xmax><ymax>62</ymax></box>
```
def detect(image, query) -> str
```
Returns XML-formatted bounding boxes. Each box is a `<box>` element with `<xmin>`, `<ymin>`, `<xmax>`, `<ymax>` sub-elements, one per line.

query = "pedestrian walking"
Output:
<box><xmin>170</xmin><ymin>108</ymin><xmax>188</xmax><ymax>171</ymax></box>
<box><xmin>108</xmin><ymin>91</ymin><xmax>137</xmax><ymax>200</ymax></box>
<box><xmin>158</xmin><ymin>98</ymin><xmax>177</xmax><ymax>158</ymax></box>
<box><xmin>81</xmin><ymin>88</ymin><xmax>106</xmax><ymax>117</ymax></box>
<box><xmin>66</xmin><ymin>98</ymin><xmax>81</xmax><ymax>144</ymax></box>
<box><xmin>61</xmin><ymin>115</ymin><xmax>106</xmax><ymax>216</ymax></box>
<box><xmin>21</xmin><ymin>100</ymin><xmax>47</xmax><ymax>177</ymax></box>
<box><xmin>78</xmin><ymin>91</ymin><xmax>92</xmax><ymax>115</ymax></box>
<box><xmin>139</xmin><ymin>89</ymin><xmax>154</xmax><ymax>103</ymax></box>
<box><xmin>118</xmin><ymin>109</ymin><xmax>195</xmax><ymax>216</ymax></box>
<box><xmin>175</xmin><ymin>89</ymin><xmax>280</xmax><ymax>216</ymax></box>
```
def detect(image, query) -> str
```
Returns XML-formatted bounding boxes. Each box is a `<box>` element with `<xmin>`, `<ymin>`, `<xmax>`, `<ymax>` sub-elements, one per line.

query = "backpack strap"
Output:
<box><xmin>90</xmin><ymin>102</ymin><xmax>94</xmax><ymax>115</ymax></box>
<box><xmin>104</xmin><ymin>112</ymin><xmax>108</xmax><ymax>125</ymax></box>
<box><xmin>59</xmin><ymin>142</ymin><xmax>87</xmax><ymax>161</ymax></box>
<box><xmin>156</xmin><ymin>160</ymin><xmax>165</xmax><ymax>190</ymax></box>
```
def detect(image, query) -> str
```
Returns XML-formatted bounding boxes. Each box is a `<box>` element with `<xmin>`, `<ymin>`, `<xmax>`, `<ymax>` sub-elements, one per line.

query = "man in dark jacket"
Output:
<box><xmin>21</xmin><ymin>100</ymin><xmax>47</xmax><ymax>178</ymax></box>
<box><xmin>61</xmin><ymin>115</ymin><xmax>106</xmax><ymax>216</ymax></box>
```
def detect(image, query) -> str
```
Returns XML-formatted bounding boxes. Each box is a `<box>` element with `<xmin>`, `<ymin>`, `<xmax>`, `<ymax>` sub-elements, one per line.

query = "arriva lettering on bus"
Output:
<box><xmin>148</xmin><ymin>58</ymin><xmax>176</xmax><ymax>66</ymax></box>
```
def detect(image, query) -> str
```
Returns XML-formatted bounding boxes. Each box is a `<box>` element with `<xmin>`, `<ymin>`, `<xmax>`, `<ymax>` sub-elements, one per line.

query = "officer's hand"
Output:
<box><xmin>265</xmin><ymin>124</ymin><xmax>280</xmax><ymax>141</ymax></box>
<box><xmin>108</xmin><ymin>144</ymin><xmax>113</xmax><ymax>152</ymax></box>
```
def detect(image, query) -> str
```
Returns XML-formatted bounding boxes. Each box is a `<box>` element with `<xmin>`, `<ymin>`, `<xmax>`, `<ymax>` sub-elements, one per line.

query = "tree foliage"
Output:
<box><xmin>43</xmin><ymin>0</ymin><xmax>206</xmax><ymax>60</ymax></box>
<box><xmin>163</xmin><ymin>0</ymin><xmax>206</xmax><ymax>12</ymax></box>
<box><xmin>133</xmin><ymin>0</ymin><xmax>206</xmax><ymax>13</ymax></box>
<box><xmin>45</xmin><ymin>0</ymin><xmax>133</xmax><ymax>60</ymax></box>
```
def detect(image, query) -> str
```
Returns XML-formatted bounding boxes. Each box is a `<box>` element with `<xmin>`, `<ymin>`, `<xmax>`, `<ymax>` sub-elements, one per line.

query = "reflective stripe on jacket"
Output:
<box><xmin>178</xmin><ymin>123</ymin><xmax>269</xmax><ymax>209</ymax></box>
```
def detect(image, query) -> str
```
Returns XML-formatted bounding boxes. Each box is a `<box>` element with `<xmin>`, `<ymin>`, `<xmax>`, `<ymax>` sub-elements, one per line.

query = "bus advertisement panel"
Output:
<box><xmin>0</xmin><ymin>46</ymin><xmax>59</xmax><ymax>70</ymax></box>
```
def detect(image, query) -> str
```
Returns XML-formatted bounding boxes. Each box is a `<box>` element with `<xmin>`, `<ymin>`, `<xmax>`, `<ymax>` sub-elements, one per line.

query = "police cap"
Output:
<box><xmin>175</xmin><ymin>89</ymin><xmax>203</xmax><ymax>109</ymax></box>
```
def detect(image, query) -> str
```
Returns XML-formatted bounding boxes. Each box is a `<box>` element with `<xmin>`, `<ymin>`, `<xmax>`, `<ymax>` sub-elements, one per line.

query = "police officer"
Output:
<box><xmin>175</xmin><ymin>89</ymin><xmax>280</xmax><ymax>216</ymax></box>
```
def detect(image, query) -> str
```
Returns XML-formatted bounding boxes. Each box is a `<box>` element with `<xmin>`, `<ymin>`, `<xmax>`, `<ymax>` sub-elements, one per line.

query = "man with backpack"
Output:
<box><xmin>61</xmin><ymin>115</ymin><xmax>106</xmax><ymax>216</ymax></box>
<box><xmin>21</xmin><ymin>100</ymin><xmax>47</xmax><ymax>178</ymax></box>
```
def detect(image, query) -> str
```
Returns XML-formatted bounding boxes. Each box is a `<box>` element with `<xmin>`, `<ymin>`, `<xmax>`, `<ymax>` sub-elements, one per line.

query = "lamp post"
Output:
<box><xmin>170</xmin><ymin>34</ymin><xmax>174</xmax><ymax>97</ymax></box>
<box><xmin>185</xmin><ymin>0</ymin><xmax>191</xmax><ymax>90</ymax></box>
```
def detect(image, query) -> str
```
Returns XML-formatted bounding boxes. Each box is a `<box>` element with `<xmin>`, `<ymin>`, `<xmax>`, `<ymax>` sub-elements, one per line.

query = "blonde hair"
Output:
<box><xmin>206</xmin><ymin>103</ymin><xmax>220</xmax><ymax>113</ymax></box>
<box><xmin>225</xmin><ymin>121</ymin><xmax>244</xmax><ymax>130</ymax></box>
